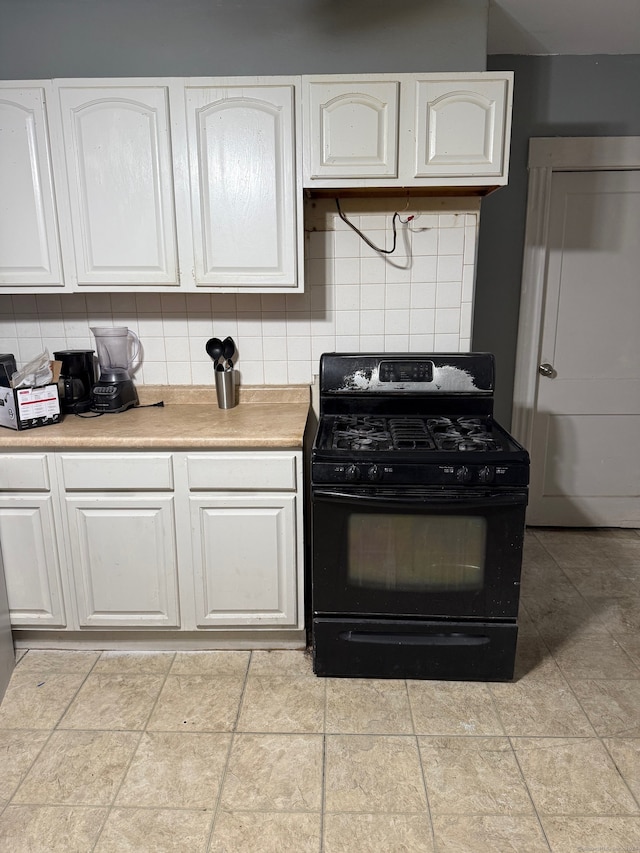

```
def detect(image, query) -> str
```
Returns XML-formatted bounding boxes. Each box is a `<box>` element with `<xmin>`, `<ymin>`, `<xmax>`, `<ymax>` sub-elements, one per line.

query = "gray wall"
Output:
<box><xmin>0</xmin><ymin>0</ymin><xmax>487</xmax><ymax>78</ymax></box>
<box><xmin>475</xmin><ymin>54</ymin><xmax>640</xmax><ymax>425</ymax></box>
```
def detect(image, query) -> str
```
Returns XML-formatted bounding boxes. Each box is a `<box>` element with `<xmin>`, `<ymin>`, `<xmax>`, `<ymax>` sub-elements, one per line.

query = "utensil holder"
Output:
<box><xmin>215</xmin><ymin>368</ymin><xmax>236</xmax><ymax>409</ymax></box>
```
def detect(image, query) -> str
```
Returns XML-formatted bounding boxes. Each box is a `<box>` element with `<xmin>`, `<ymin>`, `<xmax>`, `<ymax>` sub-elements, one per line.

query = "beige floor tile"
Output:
<box><xmin>94</xmin><ymin>807</ymin><xmax>213</xmax><ymax>853</ymax></box>
<box><xmin>170</xmin><ymin>650</ymin><xmax>250</xmax><ymax>677</ymax></box>
<box><xmin>512</xmin><ymin>631</ymin><xmax>559</xmax><ymax>681</ymax></box>
<box><xmin>512</xmin><ymin>736</ymin><xmax>639</xmax><ymax>815</ymax></box>
<box><xmin>560</xmin><ymin>562</ymin><xmax>639</xmax><ymax>597</ymax></box>
<box><xmin>571</xmin><ymin>679</ymin><xmax>640</xmax><ymax>736</ymax></box>
<box><xmin>58</xmin><ymin>673</ymin><xmax>165</xmax><ymax>731</ymax></box>
<box><xmin>115</xmin><ymin>731</ymin><xmax>230</xmax><ymax>810</ymax></box>
<box><xmin>533</xmin><ymin>529</ymin><xmax>616</xmax><ymax>568</ymax></box>
<box><xmin>550</xmin><ymin>636</ymin><xmax>640</xmax><ymax>682</ymax></box>
<box><xmin>541</xmin><ymin>816</ymin><xmax>640</xmax><ymax>852</ymax></box>
<box><xmin>488</xmin><ymin>671</ymin><xmax>596</xmax><ymax>736</ymax></box>
<box><xmin>418</xmin><ymin>736</ymin><xmax>534</xmax><ymax>815</ymax></box>
<box><xmin>0</xmin><ymin>804</ymin><xmax>107</xmax><ymax>853</ymax></box>
<box><xmin>617</xmin><ymin>633</ymin><xmax>640</xmax><ymax>667</ymax></box>
<box><xmin>326</xmin><ymin>678</ymin><xmax>413</xmax><ymax>734</ymax></box>
<box><xmin>248</xmin><ymin>649</ymin><xmax>314</xmax><ymax>677</ymax></box>
<box><xmin>146</xmin><ymin>675</ymin><xmax>244</xmax><ymax>732</ymax></box>
<box><xmin>210</xmin><ymin>810</ymin><xmax>321</xmax><ymax>853</ymax></box>
<box><xmin>15</xmin><ymin>650</ymin><xmax>100</xmax><ymax>674</ymax></box>
<box><xmin>237</xmin><ymin>676</ymin><xmax>325</xmax><ymax>733</ymax></box>
<box><xmin>584</xmin><ymin>596</ymin><xmax>640</xmax><ymax>636</ymax></box>
<box><xmin>0</xmin><ymin>730</ymin><xmax>50</xmax><ymax>807</ymax></box>
<box><xmin>523</xmin><ymin>585</ymin><xmax>606</xmax><ymax>640</ymax></box>
<box><xmin>323</xmin><ymin>813</ymin><xmax>435</xmax><ymax>853</ymax></box>
<box><xmin>13</xmin><ymin>729</ymin><xmax>140</xmax><ymax>805</ymax></box>
<box><xmin>432</xmin><ymin>815</ymin><xmax>551</xmax><ymax>852</ymax></box>
<box><xmin>604</xmin><ymin>738</ymin><xmax>640</xmax><ymax>800</ymax></box>
<box><xmin>324</xmin><ymin>734</ymin><xmax>427</xmax><ymax>813</ymax></box>
<box><xmin>14</xmin><ymin>649</ymin><xmax>28</xmax><ymax>664</ymax></box>
<box><xmin>93</xmin><ymin>651</ymin><xmax>175</xmax><ymax>675</ymax></box>
<box><xmin>407</xmin><ymin>680</ymin><xmax>504</xmax><ymax>735</ymax></box>
<box><xmin>221</xmin><ymin>732</ymin><xmax>323</xmax><ymax>811</ymax></box>
<box><xmin>0</xmin><ymin>671</ymin><xmax>87</xmax><ymax>730</ymax></box>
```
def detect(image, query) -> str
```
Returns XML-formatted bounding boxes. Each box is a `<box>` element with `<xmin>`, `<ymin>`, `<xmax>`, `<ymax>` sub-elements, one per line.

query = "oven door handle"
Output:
<box><xmin>312</xmin><ymin>488</ymin><xmax>528</xmax><ymax>509</ymax></box>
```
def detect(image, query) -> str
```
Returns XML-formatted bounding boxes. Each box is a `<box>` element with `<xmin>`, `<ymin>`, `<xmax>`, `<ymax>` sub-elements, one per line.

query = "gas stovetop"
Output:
<box><xmin>312</xmin><ymin>353</ymin><xmax>530</xmax><ymax>488</ymax></box>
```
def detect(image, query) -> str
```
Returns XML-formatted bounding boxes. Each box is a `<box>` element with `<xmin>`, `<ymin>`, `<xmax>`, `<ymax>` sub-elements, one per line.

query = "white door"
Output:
<box><xmin>0</xmin><ymin>84</ymin><xmax>65</xmax><ymax>289</ymax></box>
<box><xmin>183</xmin><ymin>82</ymin><xmax>300</xmax><ymax>289</ymax></box>
<box><xmin>55</xmin><ymin>82</ymin><xmax>180</xmax><ymax>288</ymax></box>
<box><xmin>190</xmin><ymin>494</ymin><xmax>297</xmax><ymax>627</ymax></box>
<box><xmin>65</xmin><ymin>495</ymin><xmax>180</xmax><ymax>627</ymax></box>
<box><xmin>515</xmin><ymin>153</ymin><xmax>640</xmax><ymax>527</ymax></box>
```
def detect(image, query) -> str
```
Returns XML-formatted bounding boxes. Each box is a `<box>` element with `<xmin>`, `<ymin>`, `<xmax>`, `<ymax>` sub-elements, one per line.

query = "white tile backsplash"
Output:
<box><xmin>1</xmin><ymin>198</ymin><xmax>480</xmax><ymax>386</ymax></box>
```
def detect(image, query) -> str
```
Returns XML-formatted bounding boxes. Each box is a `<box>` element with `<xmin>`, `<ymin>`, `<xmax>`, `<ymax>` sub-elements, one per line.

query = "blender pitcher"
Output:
<box><xmin>89</xmin><ymin>327</ymin><xmax>140</xmax><ymax>413</ymax></box>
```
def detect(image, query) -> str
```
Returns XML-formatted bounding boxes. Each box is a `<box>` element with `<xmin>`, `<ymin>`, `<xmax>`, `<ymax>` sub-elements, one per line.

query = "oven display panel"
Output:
<box><xmin>379</xmin><ymin>360</ymin><xmax>433</xmax><ymax>383</ymax></box>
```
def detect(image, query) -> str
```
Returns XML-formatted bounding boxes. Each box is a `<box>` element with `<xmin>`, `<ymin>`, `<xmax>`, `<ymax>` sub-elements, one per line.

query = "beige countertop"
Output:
<box><xmin>0</xmin><ymin>385</ymin><xmax>311</xmax><ymax>450</ymax></box>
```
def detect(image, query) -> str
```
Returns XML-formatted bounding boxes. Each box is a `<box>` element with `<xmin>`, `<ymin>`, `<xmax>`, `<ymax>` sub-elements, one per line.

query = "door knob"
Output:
<box><xmin>538</xmin><ymin>363</ymin><xmax>555</xmax><ymax>377</ymax></box>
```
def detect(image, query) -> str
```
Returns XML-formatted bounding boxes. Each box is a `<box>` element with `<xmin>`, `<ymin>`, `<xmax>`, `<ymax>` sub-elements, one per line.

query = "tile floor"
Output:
<box><xmin>1</xmin><ymin>527</ymin><xmax>640</xmax><ymax>852</ymax></box>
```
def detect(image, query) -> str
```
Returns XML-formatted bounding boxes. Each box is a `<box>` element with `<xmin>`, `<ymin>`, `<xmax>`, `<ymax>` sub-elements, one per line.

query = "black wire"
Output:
<box><xmin>335</xmin><ymin>198</ymin><xmax>400</xmax><ymax>255</ymax></box>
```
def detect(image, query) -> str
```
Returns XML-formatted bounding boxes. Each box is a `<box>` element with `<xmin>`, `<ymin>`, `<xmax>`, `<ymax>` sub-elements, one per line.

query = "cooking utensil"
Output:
<box><xmin>206</xmin><ymin>338</ymin><xmax>224</xmax><ymax>364</ymax></box>
<box><xmin>222</xmin><ymin>337</ymin><xmax>236</xmax><ymax>369</ymax></box>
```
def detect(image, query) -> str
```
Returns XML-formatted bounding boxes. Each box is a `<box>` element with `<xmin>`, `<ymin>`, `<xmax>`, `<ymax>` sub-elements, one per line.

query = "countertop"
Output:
<box><xmin>0</xmin><ymin>385</ymin><xmax>311</xmax><ymax>450</ymax></box>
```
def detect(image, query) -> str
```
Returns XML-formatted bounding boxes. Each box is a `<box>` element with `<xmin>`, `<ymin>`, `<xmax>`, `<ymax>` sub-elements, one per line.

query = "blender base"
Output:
<box><xmin>90</xmin><ymin>379</ymin><xmax>139</xmax><ymax>413</ymax></box>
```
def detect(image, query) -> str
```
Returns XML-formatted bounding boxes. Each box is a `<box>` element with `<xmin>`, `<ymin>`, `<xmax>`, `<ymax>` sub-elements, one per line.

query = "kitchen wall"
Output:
<box><xmin>476</xmin><ymin>54</ymin><xmax>640</xmax><ymax>424</ymax></box>
<box><xmin>0</xmin><ymin>198</ymin><xmax>480</xmax><ymax>386</ymax></box>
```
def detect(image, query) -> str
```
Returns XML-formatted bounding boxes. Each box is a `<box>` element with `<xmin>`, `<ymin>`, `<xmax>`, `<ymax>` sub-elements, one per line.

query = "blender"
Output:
<box><xmin>89</xmin><ymin>327</ymin><xmax>140</xmax><ymax>413</ymax></box>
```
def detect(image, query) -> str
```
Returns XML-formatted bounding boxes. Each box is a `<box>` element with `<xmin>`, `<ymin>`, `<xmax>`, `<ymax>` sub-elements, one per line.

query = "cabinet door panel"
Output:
<box><xmin>413</xmin><ymin>79</ymin><xmax>509</xmax><ymax>179</ymax></box>
<box><xmin>66</xmin><ymin>495</ymin><xmax>179</xmax><ymax>627</ymax></box>
<box><xmin>305</xmin><ymin>80</ymin><xmax>399</xmax><ymax>180</ymax></box>
<box><xmin>191</xmin><ymin>494</ymin><xmax>297</xmax><ymax>627</ymax></box>
<box><xmin>57</xmin><ymin>84</ymin><xmax>179</xmax><ymax>286</ymax></box>
<box><xmin>0</xmin><ymin>85</ymin><xmax>64</xmax><ymax>288</ymax></box>
<box><xmin>185</xmin><ymin>85</ymin><xmax>298</xmax><ymax>287</ymax></box>
<box><xmin>0</xmin><ymin>497</ymin><xmax>66</xmax><ymax>626</ymax></box>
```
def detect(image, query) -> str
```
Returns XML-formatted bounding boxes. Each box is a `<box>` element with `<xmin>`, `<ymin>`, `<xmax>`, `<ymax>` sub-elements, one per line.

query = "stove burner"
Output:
<box><xmin>331</xmin><ymin>416</ymin><xmax>393</xmax><ymax>451</ymax></box>
<box><xmin>328</xmin><ymin>414</ymin><xmax>503</xmax><ymax>452</ymax></box>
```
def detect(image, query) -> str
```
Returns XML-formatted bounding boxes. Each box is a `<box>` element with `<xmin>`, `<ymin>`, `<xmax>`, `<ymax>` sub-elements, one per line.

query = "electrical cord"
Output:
<box><xmin>73</xmin><ymin>401</ymin><xmax>164</xmax><ymax>418</ymax></box>
<box><xmin>335</xmin><ymin>198</ymin><xmax>414</xmax><ymax>255</ymax></box>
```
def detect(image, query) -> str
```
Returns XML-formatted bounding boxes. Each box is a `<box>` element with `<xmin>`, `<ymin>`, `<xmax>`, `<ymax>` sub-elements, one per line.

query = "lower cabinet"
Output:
<box><xmin>0</xmin><ymin>449</ymin><xmax>304</xmax><ymax>642</ymax></box>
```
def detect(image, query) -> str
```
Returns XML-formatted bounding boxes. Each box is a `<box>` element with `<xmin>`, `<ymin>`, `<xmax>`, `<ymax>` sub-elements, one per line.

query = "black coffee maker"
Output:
<box><xmin>53</xmin><ymin>350</ymin><xmax>95</xmax><ymax>414</ymax></box>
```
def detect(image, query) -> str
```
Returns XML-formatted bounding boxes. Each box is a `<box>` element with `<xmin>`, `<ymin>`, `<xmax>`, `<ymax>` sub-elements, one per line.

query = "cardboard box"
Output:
<box><xmin>0</xmin><ymin>383</ymin><xmax>61</xmax><ymax>431</ymax></box>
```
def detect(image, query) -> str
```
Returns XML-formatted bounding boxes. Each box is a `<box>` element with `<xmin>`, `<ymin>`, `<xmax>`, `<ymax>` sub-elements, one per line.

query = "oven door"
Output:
<box><xmin>312</xmin><ymin>487</ymin><xmax>527</xmax><ymax>620</ymax></box>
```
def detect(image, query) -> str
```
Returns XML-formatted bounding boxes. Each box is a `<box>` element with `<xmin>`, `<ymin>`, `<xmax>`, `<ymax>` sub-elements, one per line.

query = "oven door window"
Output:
<box><xmin>349</xmin><ymin>514</ymin><xmax>486</xmax><ymax>593</ymax></box>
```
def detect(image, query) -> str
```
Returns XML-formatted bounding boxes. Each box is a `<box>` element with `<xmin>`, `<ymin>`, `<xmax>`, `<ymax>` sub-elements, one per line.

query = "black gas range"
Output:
<box><xmin>310</xmin><ymin>353</ymin><xmax>529</xmax><ymax>681</ymax></box>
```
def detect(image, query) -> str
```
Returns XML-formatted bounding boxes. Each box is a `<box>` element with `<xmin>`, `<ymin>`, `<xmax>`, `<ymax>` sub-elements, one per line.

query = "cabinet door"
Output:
<box><xmin>184</xmin><ymin>82</ymin><xmax>300</xmax><ymax>289</ymax></box>
<box><xmin>65</xmin><ymin>494</ymin><xmax>180</xmax><ymax>627</ymax></box>
<box><xmin>303</xmin><ymin>79</ymin><xmax>399</xmax><ymax>182</ymax></box>
<box><xmin>56</xmin><ymin>82</ymin><xmax>179</xmax><ymax>287</ymax></box>
<box><xmin>0</xmin><ymin>84</ymin><xmax>64</xmax><ymax>289</ymax></box>
<box><xmin>0</xmin><ymin>496</ymin><xmax>66</xmax><ymax>626</ymax></box>
<box><xmin>190</xmin><ymin>494</ymin><xmax>297</xmax><ymax>627</ymax></box>
<box><xmin>411</xmin><ymin>77</ymin><xmax>511</xmax><ymax>182</ymax></box>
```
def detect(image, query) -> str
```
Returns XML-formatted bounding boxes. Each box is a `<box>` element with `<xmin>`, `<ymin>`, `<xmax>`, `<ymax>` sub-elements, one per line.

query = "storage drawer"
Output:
<box><xmin>186</xmin><ymin>452</ymin><xmax>297</xmax><ymax>491</ymax></box>
<box><xmin>60</xmin><ymin>453</ymin><xmax>174</xmax><ymax>491</ymax></box>
<box><xmin>0</xmin><ymin>454</ymin><xmax>50</xmax><ymax>491</ymax></box>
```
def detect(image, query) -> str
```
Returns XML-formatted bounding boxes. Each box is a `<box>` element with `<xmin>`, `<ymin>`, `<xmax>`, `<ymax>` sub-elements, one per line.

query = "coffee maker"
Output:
<box><xmin>89</xmin><ymin>327</ymin><xmax>140</xmax><ymax>413</ymax></box>
<box><xmin>53</xmin><ymin>350</ymin><xmax>95</xmax><ymax>414</ymax></box>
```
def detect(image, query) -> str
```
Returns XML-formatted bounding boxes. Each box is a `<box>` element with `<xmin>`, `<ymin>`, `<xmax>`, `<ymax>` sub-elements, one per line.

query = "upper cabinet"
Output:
<box><xmin>178</xmin><ymin>79</ymin><xmax>302</xmax><ymax>289</ymax></box>
<box><xmin>54</xmin><ymin>81</ymin><xmax>181</xmax><ymax>288</ymax></box>
<box><xmin>0</xmin><ymin>82</ymin><xmax>65</xmax><ymax>290</ymax></box>
<box><xmin>302</xmin><ymin>72</ymin><xmax>513</xmax><ymax>189</ymax></box>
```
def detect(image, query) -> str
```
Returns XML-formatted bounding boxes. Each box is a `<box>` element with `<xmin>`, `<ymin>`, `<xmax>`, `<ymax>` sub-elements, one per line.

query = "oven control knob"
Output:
<box><xmin>478</xmin><ymin>465</ymin><xmax>495</xmax><ymax>484</ymax></box>
<box><xmin>456</xmin><ymin>465</ymin><xmax>472</xmax><ymax>483</ymax></box>
<box><xmin>367</xmin><ymin>464</ymin><xmax>382</xmax><ymax>482</ymax></box>
<box><xmin>345</xmin><ymin>464</ymin><xmax>361</xmax><ymax>482</ymax></box>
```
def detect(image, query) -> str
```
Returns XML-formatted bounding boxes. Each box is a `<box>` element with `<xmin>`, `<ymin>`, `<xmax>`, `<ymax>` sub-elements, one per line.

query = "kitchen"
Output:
<box><xmin>1</xmin><ymin>0</ymin><xmax>640</xmax><ymax>850</ymax></box>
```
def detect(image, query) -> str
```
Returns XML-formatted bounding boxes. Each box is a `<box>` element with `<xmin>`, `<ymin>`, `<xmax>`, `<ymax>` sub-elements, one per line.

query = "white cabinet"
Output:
<box><xmin>303</xmin><ymin>72</ymin><xmax>513</xmax><ymax>188</ymax></box>
<box><xmin>0</xmin><ymin>82</ymin><xmax>65</xmax><ymax>290</ymax></box>
<box><xmin>0</xmin><ymin>454</ymin><xmax>66</xmax><ymax>626</ymax></box>
<box><xmin>304</xmin><ymin>79</ymin><xmax>399</xmax><ymax>180</ymax></box>
<box><xmin>58</xmin><ymin>453</ymin><xmax>180</xmax><ymax>628</ymax></box>
<box><xmin>54</xmin><ymin>81</ymin><xmax>180</xmax><ymax>288</ymax></box>
<box><xmin>0</xmin><ymin>449</ymin><xmax>304</xmax><ymax>643</ymax></box>
<box><xmin>179</xmin><ymin>79</ymin><xmax>302</xmax><ymax>290</ymax></box>
<box><xmin>185</xmin><ymin>452</ymin><xmax>301</xmax><ymax>628</ymax></box>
